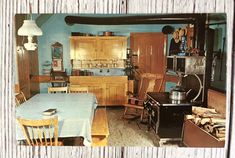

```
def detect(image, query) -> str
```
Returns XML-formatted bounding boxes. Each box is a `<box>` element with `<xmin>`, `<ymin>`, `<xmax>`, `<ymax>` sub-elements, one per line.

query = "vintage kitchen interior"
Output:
<box><xmin>15</xmin><ymin>13</ymin><xmax>227</xmax><ymax>147</ymax></box>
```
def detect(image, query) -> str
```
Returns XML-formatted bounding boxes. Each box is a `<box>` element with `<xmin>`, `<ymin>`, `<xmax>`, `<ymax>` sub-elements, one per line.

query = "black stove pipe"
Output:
<box><xmin>65</xmin><ymin>15</ymin><xmax>198</xmax><ymax>25</ymax></box>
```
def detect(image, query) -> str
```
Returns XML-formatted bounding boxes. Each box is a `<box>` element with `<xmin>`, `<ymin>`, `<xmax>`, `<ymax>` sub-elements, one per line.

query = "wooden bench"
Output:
<box><xmin>92</xmin><ymin>108</ymin><xmax>109</xmax><ymax>146</ymax></box>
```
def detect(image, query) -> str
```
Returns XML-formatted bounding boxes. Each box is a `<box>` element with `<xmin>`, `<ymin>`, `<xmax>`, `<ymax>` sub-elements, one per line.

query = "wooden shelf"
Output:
<box><xmin>165</xmin><ymin>74</ymin><xmax>178</xmax><ymax>83</ymax></box>
<box><xmin>31</xmin><ymin>75</ymin><xmax>51</xmax><ymax>83</ymax></box>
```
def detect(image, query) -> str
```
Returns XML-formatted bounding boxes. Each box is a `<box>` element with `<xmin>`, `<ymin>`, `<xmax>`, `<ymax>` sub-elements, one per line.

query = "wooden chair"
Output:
<box><xmin>48</xmin><ymin>86</ymin><xmax>68</xmax><ymax>93</ymax></box>
<box><xmin>17</xmin><ymin>116</ymin><xmax>63</xmax><ymax>146</ymax></box>
<box><xmin>123</xmin><ymin>73</ymin><xmax>165</xmax><ymax>121</ymax></box>
<box><xmin>50</xmin><ymin>70</ymin><xmax>68</xmax><ymax>87</ymax></box>
<box><xmin>69</xmin><ymin>85</ymin><xmax>89</xmax><ymax>93</ymax></box>
<box><xmin>15</xmin><ymin>91</ymin><xmax>27</xmax><ymax>107</ymax></box>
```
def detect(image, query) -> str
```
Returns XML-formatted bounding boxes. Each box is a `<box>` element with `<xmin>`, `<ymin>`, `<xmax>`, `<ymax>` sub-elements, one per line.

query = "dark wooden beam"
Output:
<box><xmin>194</xmin><ymin>14</ymin><xmax>207</xmax><ymax>52</ymax></box>
<box><xmin>64</xmin><ymin>14</ymin><xmax>202</xmax><ymax>25</ymax></box>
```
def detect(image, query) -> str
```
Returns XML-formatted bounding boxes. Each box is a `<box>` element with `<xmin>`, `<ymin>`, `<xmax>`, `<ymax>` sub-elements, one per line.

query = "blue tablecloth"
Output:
<box><xmin>16</xmin><ymin>93</ymin><xmax>97</xmax><ymax>146</ymax></box>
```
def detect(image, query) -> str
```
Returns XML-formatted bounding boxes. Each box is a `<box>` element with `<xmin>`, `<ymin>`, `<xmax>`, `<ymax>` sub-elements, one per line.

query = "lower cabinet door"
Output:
<box><xmin>87</xmin><ymin>84</ymin><xmax>106</xmax><ymax>106</ymax></box>
<box><xmin>106</xmin><ymin>83</ymin><xmax>127</xmax><ymax>105</ymax></box>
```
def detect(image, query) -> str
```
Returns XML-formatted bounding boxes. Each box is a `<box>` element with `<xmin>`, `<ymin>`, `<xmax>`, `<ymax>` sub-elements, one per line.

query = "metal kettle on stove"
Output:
<box><xmin>169</xmin><ymin>85</ymin><xmax>192</xmax><ymax>101</ymax></box>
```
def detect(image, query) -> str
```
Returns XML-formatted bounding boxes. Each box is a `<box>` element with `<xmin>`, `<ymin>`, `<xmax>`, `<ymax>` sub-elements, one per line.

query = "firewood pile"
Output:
<box><xmin>185</xmin><ymin>106</ymin><xmax>226</xmax><ymax>141</ymax></box>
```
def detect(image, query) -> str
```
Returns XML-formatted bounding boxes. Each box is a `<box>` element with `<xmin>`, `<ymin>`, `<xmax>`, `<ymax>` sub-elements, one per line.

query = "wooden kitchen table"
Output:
<box><xmin>16</xmin><ymin>93</ymin><xmax>97</xmax><ymax>146</ymax></box>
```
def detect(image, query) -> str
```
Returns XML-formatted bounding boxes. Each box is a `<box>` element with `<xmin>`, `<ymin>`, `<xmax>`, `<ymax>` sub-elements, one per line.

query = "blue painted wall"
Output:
<box><xmin>38</xmin><ymin>14</ymin><xmax>185</xmax><ymax>75</ymax></box>
<box><xmin>37</xmin><ymin>14</ymin><xmax>186</xmax><ymax>93</ymax></box>
<box><xmin>13</xmin><ymin>14</ymin><xmax>226</xmax><ymax>93</ymax></box>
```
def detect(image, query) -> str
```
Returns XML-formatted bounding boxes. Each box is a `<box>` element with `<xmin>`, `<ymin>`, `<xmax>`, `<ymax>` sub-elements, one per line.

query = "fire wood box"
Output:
<box><xmin>182</xmin><ymin>120</ymin><xmax>225</xmax><ymax>147</ymax></box>
<box><xmin>182</xmin><ymin>89</ymin><xmax>226</xmax><ymax>147</ymax></box>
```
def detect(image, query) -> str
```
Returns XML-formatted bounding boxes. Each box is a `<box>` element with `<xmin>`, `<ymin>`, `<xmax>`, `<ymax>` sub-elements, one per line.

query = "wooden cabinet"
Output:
<box><xmin>97</xmin><ymin>37</ymin><xmax>127</xmax><ymax>59</ymax></box>
<box><xmin>106</xmin><ymin>83</ymin><xmax>127</xmax><ymax>105</ymax></box>
<box><xmin>87</xmin><ymin>83</ymin><xmax>106</xmax><ymax>105</ymax></box>
<box><xmin>70</xmin><ymin>36</ymin><xmax>127</xmax><ymax>60</ymax></box>
<box><xmin>69</xmin><ymin>76</ymin><xmax>128</xmax><ymax>106</ymax></box>
<box><xmin>70</xmin><ymin>37</ymin><xmax>97</xmax><ymax>60</ymax></box>
<box><xmin>69</xmin><ymin>76</ymin><xmax>106</xmax><ymax>105</ymax></box>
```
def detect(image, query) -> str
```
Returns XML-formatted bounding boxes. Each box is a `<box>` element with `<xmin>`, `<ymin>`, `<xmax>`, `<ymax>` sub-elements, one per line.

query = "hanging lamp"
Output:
<box><xmin>17</xmin><ymin>3</ymin><xmax>43</xmax><ymax>51</ymax></box>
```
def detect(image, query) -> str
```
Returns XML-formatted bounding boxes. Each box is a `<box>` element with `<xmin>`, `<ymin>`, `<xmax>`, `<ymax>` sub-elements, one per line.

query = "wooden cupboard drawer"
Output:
<box><xmin>182</xmin><ymin>120</ymin><xmax>225</xmax><ymax>147</ymax></box>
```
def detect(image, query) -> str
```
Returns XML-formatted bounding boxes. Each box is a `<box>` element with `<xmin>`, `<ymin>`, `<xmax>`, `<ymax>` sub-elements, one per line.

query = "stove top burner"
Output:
<box><xmin>170</xmin><ymin>99</ymin><xmax>186</xmax><ymax>104</ymax></box>
<box><xmin>147</xmin><ymin>92</ymin><xmax>194</xmax><ymax>106</ymax></box>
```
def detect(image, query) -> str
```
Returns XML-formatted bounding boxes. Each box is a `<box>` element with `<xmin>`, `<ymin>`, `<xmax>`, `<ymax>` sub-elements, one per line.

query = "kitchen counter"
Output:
<box><xmin>70</xmin><ymin>76</ymin><xmax>128</xmax><ymax>106</ymax></box>
<box><xmin>31</xmin><ymin>74</ymin><xmax>127</xmax><ymax>83</ymax></box>
<box><xmin>69</xmin><ymin>75</ymin><xmax>128</xmax><ymax>82</ymax></box>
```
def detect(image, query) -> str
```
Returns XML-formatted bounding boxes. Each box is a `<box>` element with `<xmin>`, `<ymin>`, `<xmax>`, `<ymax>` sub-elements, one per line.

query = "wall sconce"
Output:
<box><xmin>17</xmin><ymin>19</ymin><xmax>43</xmax><ymax>51</ymax></box>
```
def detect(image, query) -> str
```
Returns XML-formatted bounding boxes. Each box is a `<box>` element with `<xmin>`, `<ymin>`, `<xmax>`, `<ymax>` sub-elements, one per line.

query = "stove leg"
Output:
<box><xmin>147</xmin><ymin>115</ymin><xmax>151</xmax><ymax>131</ymax></box>
<box><xmin>158</xmin><ymin>138</ymin><xmax>181</xmax><ymax>147</ymax></box>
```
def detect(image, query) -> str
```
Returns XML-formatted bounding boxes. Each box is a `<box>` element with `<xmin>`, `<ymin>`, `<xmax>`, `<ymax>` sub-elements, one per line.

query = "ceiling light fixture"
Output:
<box><xmin>17</xmin><ymin>3</ymin><xmax>43</xmax><ymax>51</ymax></box>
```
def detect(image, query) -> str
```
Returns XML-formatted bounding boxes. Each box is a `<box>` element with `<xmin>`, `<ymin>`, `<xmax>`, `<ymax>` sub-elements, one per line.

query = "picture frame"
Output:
<box><xmin>51</xmin><ymin>42</ymin><xmax>63</xmax><ymax>59</ymax></box>
<box><xmin>51</xmin><ymin>42</ymin><xmax>63</xmax><ymax>71</ymax></box>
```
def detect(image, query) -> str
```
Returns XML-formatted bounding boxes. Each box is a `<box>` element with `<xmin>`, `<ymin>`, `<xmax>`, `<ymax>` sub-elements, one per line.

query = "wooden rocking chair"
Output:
<box><xmin>123</xmin><ymin>73</ymin><xmax>164</xmax><ymax>121</ymax></box>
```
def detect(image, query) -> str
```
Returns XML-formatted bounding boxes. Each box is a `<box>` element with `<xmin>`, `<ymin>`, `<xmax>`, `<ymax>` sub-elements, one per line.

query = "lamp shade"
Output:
<box><xmin>18</xmin><ymin>20</ymin><xmax>43</xmax><ymax>36</ymax></box>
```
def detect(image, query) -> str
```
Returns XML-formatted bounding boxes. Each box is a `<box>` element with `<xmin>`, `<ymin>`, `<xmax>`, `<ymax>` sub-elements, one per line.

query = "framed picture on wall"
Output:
<box><xmin>52</xmin><ymin>59</ymin><xmax>63</xmax><ymax>71</ymax></box>
<box><xmin>51</xmin><ymin>42</ymin><xmax>63</xmax><ymax>59</ymax></box>
<box><xmin>51</xmin><ymin>42</ymin><xmax>63</xmax><ymax>71</ymax></box>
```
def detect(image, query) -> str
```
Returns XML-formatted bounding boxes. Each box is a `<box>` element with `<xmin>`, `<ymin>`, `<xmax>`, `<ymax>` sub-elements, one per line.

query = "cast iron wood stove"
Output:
<box><xmin>144</xmin><ymin>92</ymin><xmax>197</xmax><ymax>144</ymax></box>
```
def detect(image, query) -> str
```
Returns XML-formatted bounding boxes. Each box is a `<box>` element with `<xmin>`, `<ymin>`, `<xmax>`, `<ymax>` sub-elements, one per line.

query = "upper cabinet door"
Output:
<box><xmin>70</xmin><ymin>37</ymin><xmax>97</xmax><ymax>60</ymax></box>
<box><xmin>70</xmin><ymin>36</ymin><xmax>127</xmax><ymax>60</ymax></box>
<box><xmin>97</xmin><ymin>37</ymin><xmax>127</xmax><ymax>59</ymax></box>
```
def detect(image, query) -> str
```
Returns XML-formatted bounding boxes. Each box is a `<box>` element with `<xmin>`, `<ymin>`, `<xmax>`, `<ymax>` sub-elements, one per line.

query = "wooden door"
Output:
<box><xmin>17</xmin><ymin>47</ymin><xmax>30</xmax><ymax>98</ymax></box>
<box><xmin>70</xmin><ymin>37</ymin><xmax>97</xmax><ymax>60</ymax></box>
<box><xmin>29</xmin><ymin>41</ymin><xmax>40</xmax><ymax>96</ymax></box>
<box><xmin>106</xmin><ymin>83</ymin><xmax>127</xmax><ymax>105</ymax></box>
<box><xmin>98</xmin><ymin>37</ymin><xmax>127</xmax><ymax>59</ymax></box>
<box><xmin>15</xmin><ymin>15</ymin><xmax>40</xmax><ymax>98</ymax></box>
<box><xmin>17</xmin><ymin>46</ymin><xmax>40</xmax><ymax>99</ymax></box>
<box><xmin>130</xmin><ymin>33</ymin><xmax>166</xmax><ymax>74</ymax></box>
